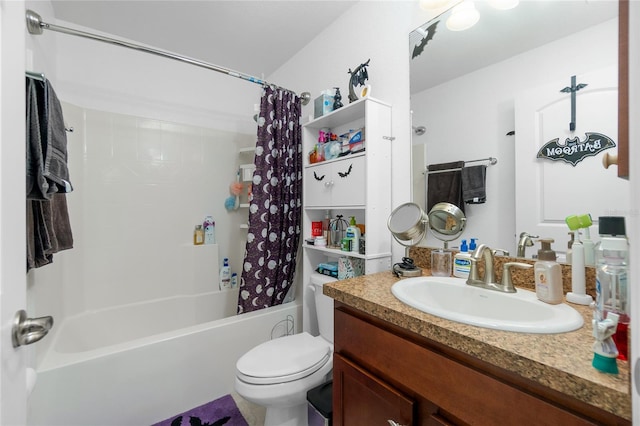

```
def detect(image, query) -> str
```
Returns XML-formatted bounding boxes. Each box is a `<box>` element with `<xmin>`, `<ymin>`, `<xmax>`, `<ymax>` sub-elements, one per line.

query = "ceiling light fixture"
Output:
<box><xmin>446</xmin><ymin>1</ymin><xmax>480</xmax><ymax>31</ymax></box>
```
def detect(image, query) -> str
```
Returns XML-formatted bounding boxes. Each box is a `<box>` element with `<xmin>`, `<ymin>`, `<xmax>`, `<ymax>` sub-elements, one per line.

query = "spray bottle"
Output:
<box><xmin>565</xmin><ymin>215</ymin><xmax>593</xmax><ymax>305</ymax></box>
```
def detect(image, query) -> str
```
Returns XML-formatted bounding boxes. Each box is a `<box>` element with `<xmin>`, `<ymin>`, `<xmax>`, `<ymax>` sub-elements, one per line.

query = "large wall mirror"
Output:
<box><xmin>410</xmin><ymin>0</ymin><xmax>628</xmax><ymax>259</ymax></box>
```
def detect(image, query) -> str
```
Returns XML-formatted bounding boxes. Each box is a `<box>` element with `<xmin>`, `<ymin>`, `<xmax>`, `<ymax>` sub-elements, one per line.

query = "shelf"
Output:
<box><xmin>304</xmin><ymin>244</ymin><xmax>391</xmax><ymax>261</ymax></box>
<box><xmin>239</xmin><ymin>203</ymin><xmax>249</xmax><ymax>208</ymax></box>
<box><xmin>240</xmin><ymin>224</ymin><xmax>248</xmax><ymax>229</ymax></box>
<box><xmin>303</xmin><ymin>97</ymin><xmax>390</xmax><ymax>130</ymax></box>
<box><xmin>238</xmin><ymin>147</ymin><xmax>255</xmax><ymax>154</ymax></box>
<box><xmin>305</xmin><ymin>152</ymin><xmax>366</xmax><ymax>169</ymax></box>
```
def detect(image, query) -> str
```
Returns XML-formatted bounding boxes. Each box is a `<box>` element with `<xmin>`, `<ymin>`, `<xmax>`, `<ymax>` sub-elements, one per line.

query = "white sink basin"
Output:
<box><xmin>391</xmin><ymin>277</ymin><xmax>584</xmax><ymax>334</ymax></box>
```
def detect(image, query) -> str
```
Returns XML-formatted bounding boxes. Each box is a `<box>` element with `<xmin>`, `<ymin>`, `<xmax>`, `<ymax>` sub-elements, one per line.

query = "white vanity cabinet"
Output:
<box><xmin>301</xmin><ymin>97</ymin><xmax>393</xmax><ymax>335</ymax></box>
<box><xmin>304</xmin><ymin>154</ymin><xmax>366</xmax><ymax>207</ymax></box>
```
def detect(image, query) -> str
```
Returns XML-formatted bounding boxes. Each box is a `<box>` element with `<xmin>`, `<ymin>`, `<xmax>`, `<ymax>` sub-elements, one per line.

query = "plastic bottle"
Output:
<box><xmin>453</xmin><ymin>239</ymin><xmax>471</xmax><ymax>279</ymax></box>
<box><xmin>203</xmin><ymin>216</ymin><xmax>216</xmax><ymax>244</ymax></box>
<box><xmin>219</xmin><ymin>258</ymin><xmax>231</xmax><ymax>290</ymax></box>
<box><xmin>533</xmin><ymin>239</ymin><xmax>563</xmax><ymax>304</ymax></box>
<box><xmin>565</xmin><ymin>215</ymin><xmax>593</xmax><ymax>305</ymax></box>
<box><xmin>469</xmin><ymin>238</ymin><xmax>477</xmax><ymax>252</ymax></box>
<box><xmin>566</xmin><ymin>232</ymin><xmax>574</xmax><ymax>264</ymax></box>
<box><xmin>345</xmin><ymin>224</ymin><xmax>360</xmax><ymax>253</ymax></box>
<box><xmin>230</xmin><ymin>273</ymin><xmax>238</xmax><ymax>289</ymax></box>
<box><xmin>323</xmin><ymin>210</ymin><xmax>331</xmax><ymax>246</ymax></box>
<box><xmin>193</xmin><ymin>225</ymin><xmax>204</xmax><ymax>245</ymax></box>
<box><xmin>582</xmin><ymin>225</ymin><xmax>595</xmax><ymax>267</ymax></box>
<box><xmin>595</xmin><ymin>216</ymin><xmax>629</xmax><ymax>360</ymax></box>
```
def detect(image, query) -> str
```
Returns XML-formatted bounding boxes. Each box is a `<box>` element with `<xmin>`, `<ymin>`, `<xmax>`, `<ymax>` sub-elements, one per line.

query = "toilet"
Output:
<box><xmin>235</xmin><ymin>274</ymin><xmax>336</xmax><ymax>426</ymax></box>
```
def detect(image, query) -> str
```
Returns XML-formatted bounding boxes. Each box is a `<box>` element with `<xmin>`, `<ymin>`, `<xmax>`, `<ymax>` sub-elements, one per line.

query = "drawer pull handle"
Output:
<box><xmin>387</xmin><ymin>420</ymin><xmax>405</xmax><ymax>426</ymax></box>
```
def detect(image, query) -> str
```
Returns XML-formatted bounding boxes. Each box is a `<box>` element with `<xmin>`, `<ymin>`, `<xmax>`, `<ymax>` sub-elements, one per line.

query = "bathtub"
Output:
<box><xmin>27</xmin><ymin>290</ymin><xmax>302</xmax><ymax>426</ymax></box>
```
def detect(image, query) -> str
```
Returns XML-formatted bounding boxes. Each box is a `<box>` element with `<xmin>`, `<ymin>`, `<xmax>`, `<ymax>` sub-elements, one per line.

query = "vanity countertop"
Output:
<box><xmin>324</xmin><ymin>271</ymin><xmax>631</xmax><ymax>421</ymax></box>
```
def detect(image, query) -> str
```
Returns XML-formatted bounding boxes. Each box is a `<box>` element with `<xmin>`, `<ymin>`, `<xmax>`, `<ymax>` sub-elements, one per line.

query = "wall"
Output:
<box><xmin>24</xmin><ymin>1</ymin><xmax>262</xmax><ymax>365</ymax></box>
<box><xmin>268</xmin><ymin>1</ymin><xmax>435</xmax><ymax>265</ymax></box>
<box><xmin>411</xmin><ymin>19</ymin><xmax>618</xmax><ymax>252</ymax></box>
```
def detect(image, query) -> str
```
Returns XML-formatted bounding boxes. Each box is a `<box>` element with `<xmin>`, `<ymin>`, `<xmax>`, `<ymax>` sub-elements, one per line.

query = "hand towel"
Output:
<box><xmin>26</xmin><ymin>77</ymin><xmax>50</xmax><ymax>200</ymax></box>
<box><xmin>27</xmin><ymin>194</ymin><xmax>74</xmax><ymax>271</ymax></box>
<box><xmin>43</xmin><ymin>80</ymin><xmax>73</xmax><ymax>195</ymax></box>
<box><xmin>461</xmin><ymin>165</ymin><xmax>487</xmax><ymax>204</ymax></box>
<box><xmin>427</xmin><ymin>161</ymin><xmax>465</xmax><ymax>214</ymax></box>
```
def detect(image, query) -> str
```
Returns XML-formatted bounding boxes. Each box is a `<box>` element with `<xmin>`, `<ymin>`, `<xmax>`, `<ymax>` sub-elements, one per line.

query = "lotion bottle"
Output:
<box><xmin>219</xmin><ymin>258</ymin><xmax>231</xmax><ymax>290</ymax></box>
<box><xmin>534</xmin><ymin>239</ymin><xmax>563</xmax><ymax>304</ymax></box>
<box><xmin>453</xmin><ymin>239</ymin><xmax>471</xmax><ymax>279</ymax></box>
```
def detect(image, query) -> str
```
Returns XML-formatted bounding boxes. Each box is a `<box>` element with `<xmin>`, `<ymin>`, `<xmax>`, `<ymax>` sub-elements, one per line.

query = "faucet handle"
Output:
<box><xmin>492</xmin><ymin>248</ymin><xmax>510</xmax><ymax>257</ymax></box>
<box><xmin>501</xmin><ymin>262</ymin><xmax>533</xmax><ymax>292</ymax></box>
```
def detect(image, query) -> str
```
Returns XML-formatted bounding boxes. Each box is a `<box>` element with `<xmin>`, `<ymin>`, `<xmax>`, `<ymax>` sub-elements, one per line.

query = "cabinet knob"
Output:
<box><xmin>602</xmin><ymin>152</ymin><xmax>618</xmax><ymax>169</ymax></box>
<box><xmin>387</xmin><ymin>421</ymin><xmax>406</xmax><ymax>426</ymax></box>
<box><xmin>324</xmin><ymin>180</ymin><xmax>334</xmax><ymax>188</ymax></box>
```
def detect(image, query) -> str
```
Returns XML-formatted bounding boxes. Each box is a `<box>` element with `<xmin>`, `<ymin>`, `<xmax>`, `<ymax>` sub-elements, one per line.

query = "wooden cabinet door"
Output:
<box><xmin>333</xmin><ymin>353</ymin><xmax>414</xmax><ymax>426</ymax></box>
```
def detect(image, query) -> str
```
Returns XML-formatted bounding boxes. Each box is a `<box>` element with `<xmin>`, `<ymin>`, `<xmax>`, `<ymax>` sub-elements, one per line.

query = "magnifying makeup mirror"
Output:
<box><xmin>387</xmin><ymin>201</ymin><xmax>467</xmax><ymax>277</ymax></box>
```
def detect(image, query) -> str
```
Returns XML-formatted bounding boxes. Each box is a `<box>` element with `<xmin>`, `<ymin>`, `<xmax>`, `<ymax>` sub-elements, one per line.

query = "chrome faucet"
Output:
<box><xmin>516</xmin><ymin>232</ymin><xmax>538</xmax><ymax>258</ymax></box>
<box><xmin>467</xmin><ymin>244</ymin><xmax>529</xmax><ymax>293</ymax></box>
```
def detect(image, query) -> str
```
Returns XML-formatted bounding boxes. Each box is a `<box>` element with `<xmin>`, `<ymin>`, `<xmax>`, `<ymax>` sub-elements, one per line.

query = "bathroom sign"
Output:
<box><xmin>536</xmin><ymin>132</ymin><xmax>615</xmax><ymax>166</ymax></box>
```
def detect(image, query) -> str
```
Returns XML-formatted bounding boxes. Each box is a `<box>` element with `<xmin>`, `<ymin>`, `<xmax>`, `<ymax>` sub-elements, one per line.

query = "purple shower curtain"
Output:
<box><xmin>237</xmin><ymin>85</ymin><xmax>302</xmax><ymax>314</ymax></box>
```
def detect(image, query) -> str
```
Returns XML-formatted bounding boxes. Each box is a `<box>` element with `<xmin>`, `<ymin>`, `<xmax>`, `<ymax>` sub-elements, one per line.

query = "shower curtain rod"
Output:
<box><xmin>25</xmin><ymin>9</ymin><xmax>311</xmax><ymax>105</ymax></box>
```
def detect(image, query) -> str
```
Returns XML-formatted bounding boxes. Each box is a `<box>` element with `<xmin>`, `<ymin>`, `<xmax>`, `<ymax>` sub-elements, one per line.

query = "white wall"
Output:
<box><xmin>412</xmin><ymin>19</ymin><xmax>617</xmax><ymax>253</ymax></box>
<box><xmin>268</xmin><ymin>1</ymin><xmax>435</xmax><ymax>263</ymax></box>
<box><xmin>25</xmin><ymin>1</ymin><xmax>261</xmax><ymax>365</ymax></box>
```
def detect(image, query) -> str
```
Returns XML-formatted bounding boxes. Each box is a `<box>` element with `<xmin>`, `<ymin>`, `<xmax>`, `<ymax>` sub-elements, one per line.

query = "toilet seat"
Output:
<box><xmin>236</xmin><ymin>332</ymin><xmax>331</xmax><ymax>385</ymax></box>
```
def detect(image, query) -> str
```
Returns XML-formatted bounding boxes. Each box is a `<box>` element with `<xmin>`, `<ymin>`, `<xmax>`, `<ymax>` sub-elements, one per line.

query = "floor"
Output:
<box><xmin>231</xmin><ymin>392</ymin><xmax>266</xmax><ymax>426</ymax></box>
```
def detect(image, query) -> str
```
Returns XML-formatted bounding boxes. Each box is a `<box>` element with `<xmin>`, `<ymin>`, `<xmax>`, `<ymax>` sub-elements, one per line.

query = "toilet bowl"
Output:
<box><xmin>235</xmin><ymin>274</ymin><xmax>336</xmax><ymax>426</ymax></box>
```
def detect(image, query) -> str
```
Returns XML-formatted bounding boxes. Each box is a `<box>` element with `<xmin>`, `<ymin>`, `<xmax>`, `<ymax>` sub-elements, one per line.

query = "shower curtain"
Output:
<box><xmin>238</xmin><ymin>85</ymin><xmax>302</xmax><ymax>314</ymax></box>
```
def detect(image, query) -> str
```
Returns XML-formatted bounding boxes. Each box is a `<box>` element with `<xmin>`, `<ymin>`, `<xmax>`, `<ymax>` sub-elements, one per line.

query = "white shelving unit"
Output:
<box><xmin>301</xmin><ymin>97</ymin><xmax>393</xmax><ymax>334</ymax></box>
<box><xmin>237</xmin><ymin>147</ymin><xmax>255</xmax><ymax>229</ymax></box>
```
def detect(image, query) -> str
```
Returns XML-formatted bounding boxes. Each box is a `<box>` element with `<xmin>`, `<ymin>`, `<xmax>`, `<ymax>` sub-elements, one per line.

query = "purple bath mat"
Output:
<box><xmin>152</xmin><ymin>394</ymin><xmax>249</xmax><ymax>426</ymax></box>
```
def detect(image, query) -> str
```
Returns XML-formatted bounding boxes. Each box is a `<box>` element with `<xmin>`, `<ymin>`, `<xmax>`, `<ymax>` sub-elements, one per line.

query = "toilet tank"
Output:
<box><xmin>310</xmin><ymin>274</ymin><xmax>337</xmax><ymax>344</ymax></box>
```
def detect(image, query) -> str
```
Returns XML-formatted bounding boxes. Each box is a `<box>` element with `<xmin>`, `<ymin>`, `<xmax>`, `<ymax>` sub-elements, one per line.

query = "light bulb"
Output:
<box><xmin>446</xmin><ymin>1</ymin><xmax>480</xmax><ymax>31</ymax></box>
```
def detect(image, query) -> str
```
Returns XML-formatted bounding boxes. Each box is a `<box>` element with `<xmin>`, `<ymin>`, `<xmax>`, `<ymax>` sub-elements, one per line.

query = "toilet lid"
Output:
<box><xmin>236</xmin><ymin>332</ymin><xmax>331</xmax><ymax>385</ymax></box>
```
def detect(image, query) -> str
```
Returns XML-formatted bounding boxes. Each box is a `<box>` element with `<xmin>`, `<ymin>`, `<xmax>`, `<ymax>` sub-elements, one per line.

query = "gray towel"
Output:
<box><xmin>427</xmin><ymin>161</ymin><xmax>465</xmax><ymax>214</ymax></box>
<box><xmin>26</xmin><ymin>77</ymin><xmax>72</xmax><ymax>201</ymax></box>
<box><xmin>26</xmin><ymin>77</ymin><xmax>74</xmax><ymax>271</ymax></box>
<box><xmin>461</xmin><ymin>165</ymin><xmax>487</xmax><ymax>204</ymax></box>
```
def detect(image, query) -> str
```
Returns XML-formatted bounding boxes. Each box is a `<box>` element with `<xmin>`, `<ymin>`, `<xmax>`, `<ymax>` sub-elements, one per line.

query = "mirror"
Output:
<box><xmin>427</xmin><ymin>202</ymin><xmax>466</xmax><ymax>244</ymax></box>
<box><xmin>410</xmin><ymin>0</ymin><xmax>620</xmax><ymax>257</ymax></box>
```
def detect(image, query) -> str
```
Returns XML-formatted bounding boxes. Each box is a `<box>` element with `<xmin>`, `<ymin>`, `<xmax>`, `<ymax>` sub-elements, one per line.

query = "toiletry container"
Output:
<box><xmin>453</xmin><ymin>239</ymin><xmax>471</xmax><ymax>279</ymax></box>
<box><xmin>566</xmin><ymin>232</ymin><xmax>574</xmax><ymax>264</ymax></box>
<box><xmin>220</xmin><ymin>258</ymin><xmax>231</xmax><ymax>290</ymax></box>
<box><xmin>194</xmin><ymin>225</ymin><xmax>204</xmax><ymax>245</ymax></box>
<box><xmin>231</xmin><ymin>273</ymin><xmax>238</xmax><ymax>289</ymax></box>
<box><xmin>469</xmin><ymin>238</ymin><xmax>477</xmax><ymax>252</ymax></box>
<box><xmin>345</xmin><ymin>226</ymin><xmax>360</xmax><ymax>253</ymax></box>
<box><xmin>203</xmin><ymin>215</ymin><xmax>216</xmax><ymax>244</ymax></box>
<box><xmin>533</xmin><ymin>239</ymin><xmax>563</xmax><ymax>304</ymax></box>
<box><xmin>595</xmin><ymin>216</ymin><xmax>629</xmax><ymax>360</ymax></box>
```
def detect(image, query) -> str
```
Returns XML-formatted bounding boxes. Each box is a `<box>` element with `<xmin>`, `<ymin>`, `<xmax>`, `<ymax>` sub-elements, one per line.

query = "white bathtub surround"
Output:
<box><xmin>28</xmin><ymin>300</ymin><xmax>301</xmax><ymax>425</ymax></box>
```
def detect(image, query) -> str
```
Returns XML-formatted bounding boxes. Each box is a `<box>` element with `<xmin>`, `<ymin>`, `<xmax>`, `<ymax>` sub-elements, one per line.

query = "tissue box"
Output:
<box><xmin>349</xmin><ymin>128</ymin><xmax>365</xmax><ymax>153</ymax></box>
<box><xmin>338</xmin><ymin>257</ymin><xmax>364</xmax><ymax>279</ymax></box>
<box><xmin>314</xmin><ymin>95</ymin><xmax>334</xmax><ymax>118</ymax></box>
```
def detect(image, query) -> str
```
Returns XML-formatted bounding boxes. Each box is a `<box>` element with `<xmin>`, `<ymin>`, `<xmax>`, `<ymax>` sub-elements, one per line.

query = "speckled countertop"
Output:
<box><xmin>324</xmin><ymin>270</ymin><xmax>631</xmax><ymax>421</ymax></box>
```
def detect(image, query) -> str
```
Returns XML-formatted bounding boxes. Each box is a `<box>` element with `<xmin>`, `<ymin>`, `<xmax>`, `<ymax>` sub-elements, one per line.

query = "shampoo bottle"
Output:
<box><xmin>453</xmin><ymin>240</ymin><xmax>471</xmax><ymax>279</ymax></box>
<box><xmin>203</xmin><ymin>216</ymin><xmax>216</xmax><ymax>244</ymax></box>
<box><xmin>219</xmin><ymin>258</ymin><xmax>231</xmax><ymax>290</ymax></box>
<box><xmin>534</xmin><ymin>239</ymin><xmax>563</xmax><ymax>304</ymax></box>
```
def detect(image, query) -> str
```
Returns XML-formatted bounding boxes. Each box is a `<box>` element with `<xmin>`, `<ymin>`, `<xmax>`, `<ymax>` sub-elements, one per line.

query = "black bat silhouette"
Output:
<box><xmin>412</xmin><ymin>21</ymin><xmax>439</xmax><ymax>59</ymax></box>
<box><xmin>536</xmin><ymin>132</ymin><xmax>615</xmax><ymax>166</ymax></box>
<box><xmin>338</xmin><ymin>164</ymin><xmax>353</xmax><ymax>178</ymax></box>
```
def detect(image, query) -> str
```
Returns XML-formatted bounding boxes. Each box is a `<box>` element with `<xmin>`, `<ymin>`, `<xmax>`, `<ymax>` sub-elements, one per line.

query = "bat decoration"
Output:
<box><xmin>313</xmin><ymin>171</ymin><xmax>325</xmax><ymax>181</ymax></box>
<box><xmin>536</xmin><ymin>132</ymin><xmax>615</xmax><ymax>166</ymax></box>
<box><xmin>338</xmin><ymin>164</ymin><xmax>353</xmax><ymax>178</ymax></box>
<box><xmin>412</xmin><ymin>21</ymin><xmax>439</xmax><ymax>59</ymax></box>
<box><xmin>347</xmin><ymin>59</ymin><xmax>371</xmax><ymax>103</ymax></box>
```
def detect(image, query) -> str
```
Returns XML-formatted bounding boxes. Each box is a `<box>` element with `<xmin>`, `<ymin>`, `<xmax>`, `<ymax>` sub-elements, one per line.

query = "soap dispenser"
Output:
<box><xmin>534</xmin><ymin>239</ymin><xmax>563</xmax><ymax>304</ymax></box>
<box><xmin>453</xmin><ymin>240</ymin><xmax>471</xmax><ymax>279</ymax></box>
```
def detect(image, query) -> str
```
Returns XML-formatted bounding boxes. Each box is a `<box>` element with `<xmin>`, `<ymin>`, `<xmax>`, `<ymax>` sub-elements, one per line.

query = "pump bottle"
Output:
<box><xmin>533</xmin><ymin>239</ymin><xmax>563</xmax><ymax>304</ymax></box>
<box><xmin>219</xmin><ymin>258</ymin><xmax>231</xmax><ymax>290</ymax></box>
<box><xmin>453</xmin><ymin>240</ymin><xmax>471</xmax><ymax>279</ymax></box>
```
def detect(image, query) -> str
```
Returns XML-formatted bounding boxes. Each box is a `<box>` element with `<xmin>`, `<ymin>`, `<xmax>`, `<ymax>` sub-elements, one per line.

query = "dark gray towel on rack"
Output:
<box><xmin>427</xmin><ymin>161</ymin><xmax>465</xmax><ymax>214</ymax></box>
<box><xmin>462</xmin><ymin>165</ymin><xmax>487</xmax><ymax>204</ymax></box>
<box><xmin>27</xmin><ymin>195</ymin><xmax>74</xmax><ymax>271</ymax></box>
<box><xmin>26</xmin><ymin>77</ymin><xmax>72</xmax><ymax>201</ymax></box>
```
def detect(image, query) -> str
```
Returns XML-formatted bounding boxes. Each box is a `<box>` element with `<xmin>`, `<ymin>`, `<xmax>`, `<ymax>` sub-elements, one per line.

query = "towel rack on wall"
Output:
<box><xmin>24</xmin><ymin>9</ymin><xmax>311</xmax><ymax>105</ymax></box>
<box><xmin>425</xmin><ymin>157</ymin><xmax>498</xmax><ymax>175</ymax></box>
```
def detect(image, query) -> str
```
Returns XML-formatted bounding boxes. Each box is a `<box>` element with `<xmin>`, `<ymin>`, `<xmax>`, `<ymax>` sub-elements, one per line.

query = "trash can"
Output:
<box><xmin>307</xmin><ymin>380</ymin><xmax>333</xmax><ymax>426</ymax></box>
